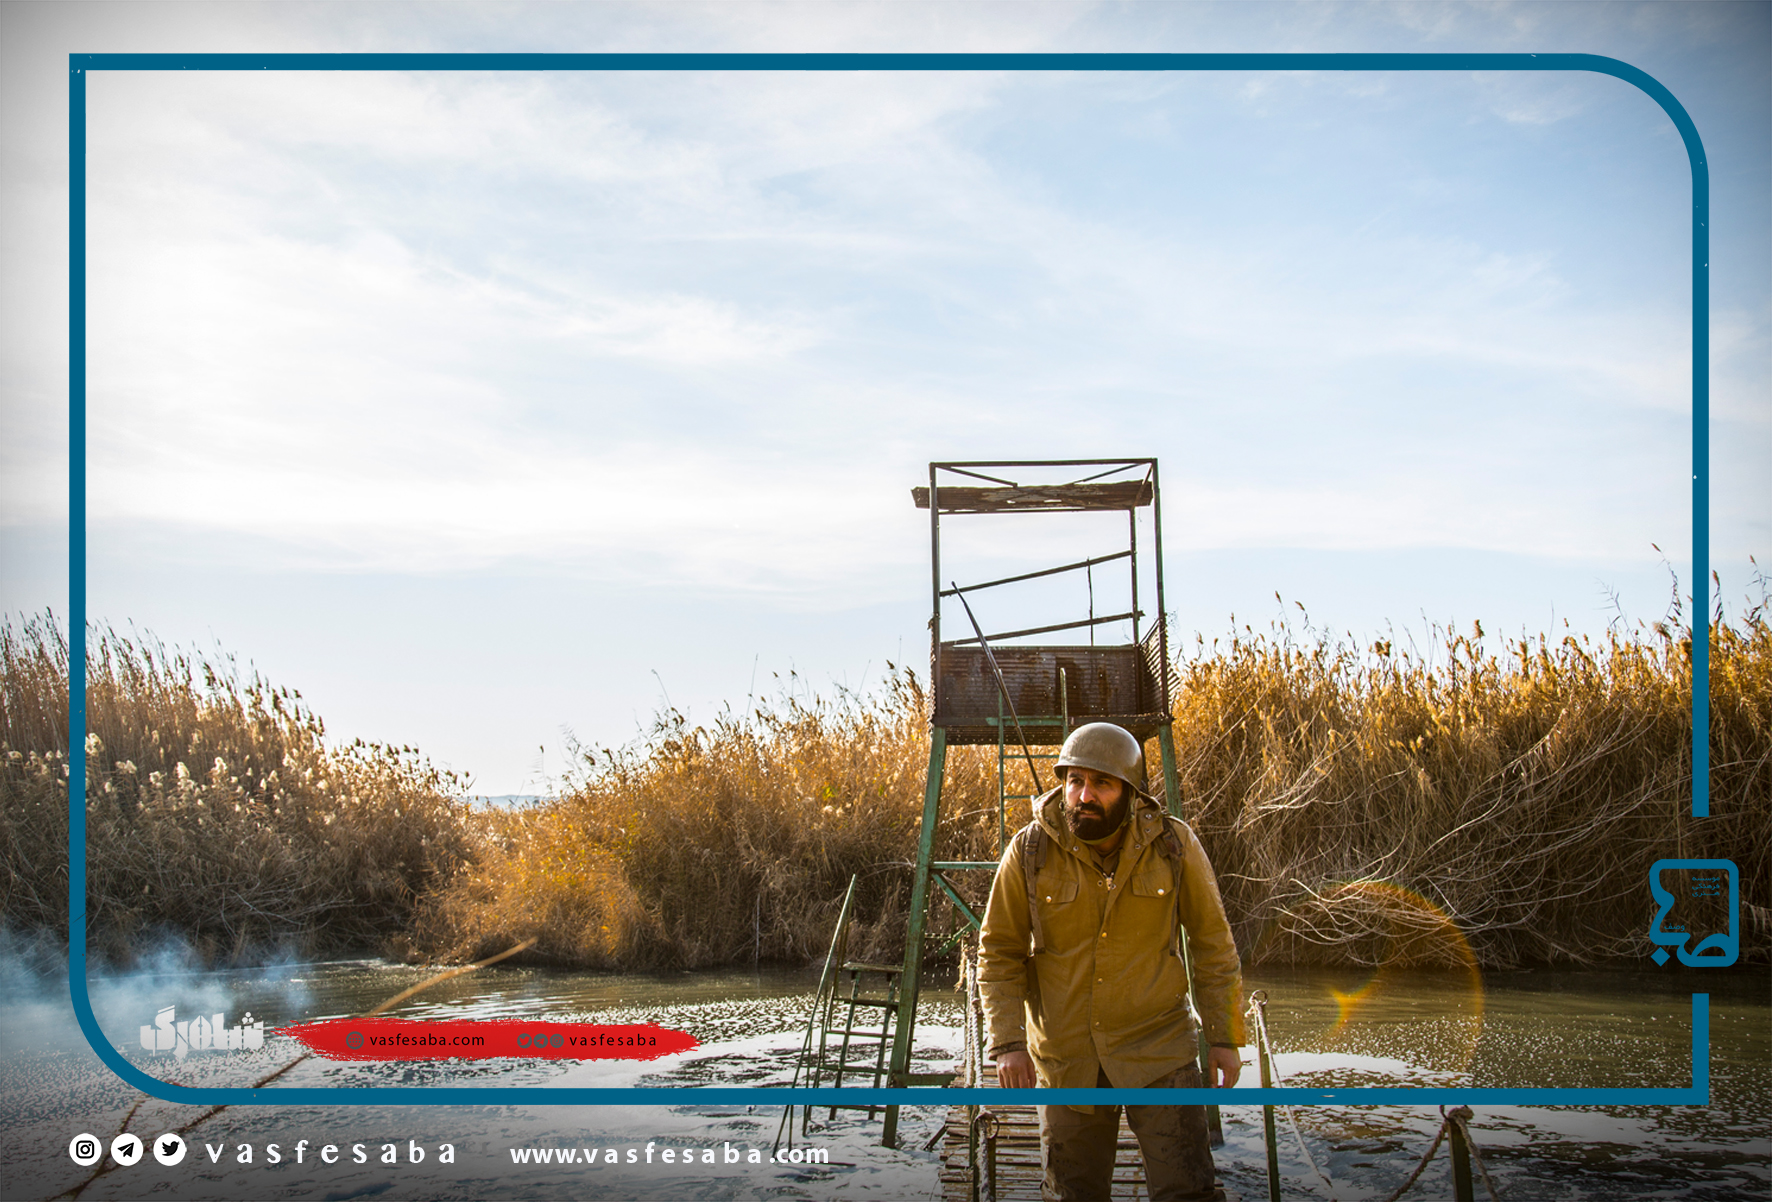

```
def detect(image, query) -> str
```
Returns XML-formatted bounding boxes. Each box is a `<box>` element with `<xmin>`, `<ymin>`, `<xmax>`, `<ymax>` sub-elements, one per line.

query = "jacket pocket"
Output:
<box><xmin>1036</xmin><ymin>878</ymin><xmax>1079</xmax><ymax>906</ymax></box>
<box><xmin>1129</xmin><ymin>865</ymin><xmax>1176</xmax><ymax>899</ymax></box>
<box><xmin>1032</xmin><ymin>874</ymin><xmax>1087</xmax><ymax>962</ymax></box>
<box><xmin>1129</xmin><ymin>864</ymin><xmax>1183</xmax><ymax>965</ymax></box>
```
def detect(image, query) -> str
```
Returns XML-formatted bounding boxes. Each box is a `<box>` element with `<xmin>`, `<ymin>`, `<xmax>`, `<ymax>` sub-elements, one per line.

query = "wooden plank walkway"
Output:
<box><xmin>937</xmin><ymin>1064</ymin><xmax>1155</xmax><ymax>1202</ymax></box>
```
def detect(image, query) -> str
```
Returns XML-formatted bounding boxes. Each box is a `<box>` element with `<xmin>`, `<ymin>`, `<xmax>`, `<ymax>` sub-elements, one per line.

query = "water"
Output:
<box><xmin>1221</xmin><ymin>966</ymin><xmax>1770</xmax><ymax>1201</ymax></box>
<box><xmin>2</xmin><ymin>957</ymin><xmax>1765</xmax><ymax>1200</ymax></box>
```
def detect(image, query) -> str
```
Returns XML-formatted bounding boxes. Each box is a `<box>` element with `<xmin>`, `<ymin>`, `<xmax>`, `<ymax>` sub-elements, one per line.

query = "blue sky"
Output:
<box><xmin>2</xmin><ymin>2</ymin><xmax>1767</xmax><ymax>794</ymax></box>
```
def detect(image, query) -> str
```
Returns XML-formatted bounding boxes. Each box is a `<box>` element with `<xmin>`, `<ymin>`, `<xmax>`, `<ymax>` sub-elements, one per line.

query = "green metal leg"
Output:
<box><xmin>1258</xmin><ymin>1032</ymin><xmax>1281</xmax><ymax>1202</ymax></box>
<box><xmin>883</xmin><ymin>725</ymin><xmax>947</xmax><ymax>1148</ymax></box>
<box><xmin>1158</xmin><ymin>724</ymin><xmax>1181</xmax><ymax>818</ymax></box>
<box><xmin>932</xmin><ymin>871</ymin><xmax>984</xmax><ymax>931</ymax></box>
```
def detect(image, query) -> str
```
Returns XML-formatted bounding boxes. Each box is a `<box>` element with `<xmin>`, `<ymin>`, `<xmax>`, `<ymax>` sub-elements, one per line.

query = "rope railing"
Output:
<box><xmin>1247</xmin><ymin>991</ymin><xmax>1340</xmax><ymax>1201</ymax></box>
<box><xmin>961</xmin><ymin>941</ymin><xmax>986</xmax><ymax>1089</ymax></box>
<box><xmin>1244</xmin><ymin>991</ymin><xmax>1503</xmax><ymax>1202</ymax></box>
<box><xmin>950</xmin><ymin>968</ymin><xmax>1505</xmax><ymax>1201</ymax></box>
<box><xmin>971</xmin><ymin>1109</ymin><xmax>1001</xmax><ymax>1202</ymax></box>
<box><xmin>959</xmin><ymin>939</ymin><xmax>1001</xmax><ymax>1202</ymax></box>
<box><xmin>1371</xmin><ymin>1107</ymin><xmax>1503</xmax><ymax>1202</ymax></box>
<box><xmin>1447</xmin><ymin>1107</ymin><xmax>1505</xmax><ymax>1202</ymax></box>
<box><xmin>1372</xmin><ymin>1117</ymin><xmax>1451</xmax><ymax>1202</ymax></box>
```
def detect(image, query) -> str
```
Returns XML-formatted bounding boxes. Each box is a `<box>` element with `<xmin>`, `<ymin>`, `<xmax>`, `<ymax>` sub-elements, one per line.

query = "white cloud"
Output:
<box><xmin>68</xmin><ymin>59</ymin><xmax>1711</xmax><ymax>590</ymax></box>
<box><xmin>4</xmin><ymin>0</ymin><xmax>1761</xmax><ymax>790</ymax></box>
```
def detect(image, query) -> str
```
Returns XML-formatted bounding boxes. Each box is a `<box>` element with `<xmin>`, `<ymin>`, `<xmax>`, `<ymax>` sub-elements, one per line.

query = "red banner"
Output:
<box><xmin>276</xmin><ymin>1019</ymin><xmax>699</xmax><ymax>1062</ymax></box>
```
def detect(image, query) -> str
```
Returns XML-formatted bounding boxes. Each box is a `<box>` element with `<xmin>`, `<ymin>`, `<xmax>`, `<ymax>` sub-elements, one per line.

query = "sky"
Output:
<box><xmin>2</xmin><ymin>2</ymin><xmax>1767</xmax><ymax>796</ymax></box>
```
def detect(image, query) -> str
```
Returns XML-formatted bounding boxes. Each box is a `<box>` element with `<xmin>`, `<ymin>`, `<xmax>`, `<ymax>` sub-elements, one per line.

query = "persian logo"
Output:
<box><xmin>139</xmin><ymin>1006</ymin><xmax>265</xmax><ymax>1059</ymax></box>
<box><xmin>1648</xmin><ymin>858</ymin><xmax>1739</xmax><ymax>966</ymax></box>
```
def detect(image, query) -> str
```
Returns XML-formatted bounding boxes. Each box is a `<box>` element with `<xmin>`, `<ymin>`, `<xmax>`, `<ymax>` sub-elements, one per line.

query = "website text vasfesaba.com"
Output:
<box><xmin>362</xmin><ymin>1030</ymin><xmax>485</xmax><ymax>1049</ymax></box>
<box><xmin>509</xmin><ymin>1142</ymin><xmax>829</xmax><ymax>1166</ymax></box>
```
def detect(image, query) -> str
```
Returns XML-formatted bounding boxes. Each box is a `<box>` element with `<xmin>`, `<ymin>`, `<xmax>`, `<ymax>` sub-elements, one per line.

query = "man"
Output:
<box><xmin>978</xmin><ymin>722</ymin><xmax>1245</xmax><ymax>1202</ymax></box>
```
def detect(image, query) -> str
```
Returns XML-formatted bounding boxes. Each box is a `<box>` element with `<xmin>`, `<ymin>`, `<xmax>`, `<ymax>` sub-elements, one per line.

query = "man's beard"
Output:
<box><xmin>1065</xmin><ymin>793</ymin><xmax>1128</xmax><ymax>842</ymax></box>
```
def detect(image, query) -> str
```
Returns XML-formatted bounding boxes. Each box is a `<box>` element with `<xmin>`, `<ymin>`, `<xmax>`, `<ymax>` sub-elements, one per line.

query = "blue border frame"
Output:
<box><xmin>67</xmin><ymin>52</ymin><xmax>1712</xmax><ymax>1108</ymax></box>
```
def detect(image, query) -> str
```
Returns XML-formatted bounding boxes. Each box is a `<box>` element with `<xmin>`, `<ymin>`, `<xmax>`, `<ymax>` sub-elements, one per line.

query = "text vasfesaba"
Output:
<box><xmin>203</xmin><ymin>1140</ymin><xmax>452</xmax><ymax>1165</ymax></box>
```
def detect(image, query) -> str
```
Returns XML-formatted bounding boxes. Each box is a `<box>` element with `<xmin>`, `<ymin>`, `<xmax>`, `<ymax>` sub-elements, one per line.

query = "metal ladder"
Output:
<box><xmin>778</xmin><ymin>877</ymin><xmax>913</xmax><ymax>1148</ymax></box>
<box><xmin>816</xmin><ymin>961</ymin><xmax>901</xmax><ymax>1119</ymax></box>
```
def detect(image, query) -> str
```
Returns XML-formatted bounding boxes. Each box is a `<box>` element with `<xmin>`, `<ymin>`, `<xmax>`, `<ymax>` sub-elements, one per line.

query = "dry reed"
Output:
<box><xmin>414</xmin><ymin>669</ymin><xmax>1007</xmax><ymax>969</ymax></box>
<box><xmin>422</xmin><ymin>602</ymin><xmax>1767</xmax><ymax>972</ymax></box>
<box><xmin>9</xmin><ymin>593</ymin><xmax>1765</xmax><ymax>973</ymax></box>
<box><xmin>1</xmin><ymin>614</ymin><xmax>473</xmax><ymax>965</ymax></box>
<box><xmin>1167</xmin><ymin>598</ymin><xmax>1769</xmax><ymax>969</ymax></box>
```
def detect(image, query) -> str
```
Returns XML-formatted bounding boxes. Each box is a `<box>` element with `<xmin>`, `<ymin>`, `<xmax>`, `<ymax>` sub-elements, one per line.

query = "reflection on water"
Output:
<box><xmin>281</xmin><ymin>961</ymin><xmax>835</xmax><ymax>1022</ymax></box>
<box><xmin>5</xmin><ymin>957</ymin><xmax>1767</xmax><ymax>1200</ymax></box>
<box><xmin>1229</xmin><ymin>965</ymin><xmax>1769</xmax><ymax>1200</ymax></box>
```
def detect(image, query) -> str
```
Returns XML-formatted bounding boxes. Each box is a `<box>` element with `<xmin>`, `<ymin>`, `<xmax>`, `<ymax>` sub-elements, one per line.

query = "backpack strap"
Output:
<box><xmin>1019</xmin><ymin>821</ymin><xmax>1047</xmax><ymax>957</ymax></box>
<box><xmin>1157</xmin><ymin>814</ymin><xmax>1183</xmax><ymax>862</ymax></box>
<box><xmin>1153</xmin><ymin>812</ymin><xmax>1186</xmax><ymax>958</ymax></box>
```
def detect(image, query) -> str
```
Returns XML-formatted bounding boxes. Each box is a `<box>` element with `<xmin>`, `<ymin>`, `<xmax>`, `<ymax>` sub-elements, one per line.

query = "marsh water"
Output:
<box><xmin>4</xmin><ymin>958</ymin><xmax>1766</xmax><ymax>1200</ymax></box>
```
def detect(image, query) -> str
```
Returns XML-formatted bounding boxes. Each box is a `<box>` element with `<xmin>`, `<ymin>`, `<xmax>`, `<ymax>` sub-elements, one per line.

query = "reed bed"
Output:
<box><xmin>6</xmin><ymin>598</ymin><xmax>1765</xmax><ymax>972</ymax></box>
<box><xmin>1168</xmin><ymin>602</ymin><xmax>1769</xmax><ymax>969</ymax></box>
<box><xmin>0</xmin><ymin>614</ymin><xmax>472</xmax><ymax>966</ymax></box>
<box><xmin>414</xmin><ymin>670</ymin><xmax>1005</xmax><ymax>969</ymax></box>
<box><xmin>423</xmin><ymin>603</ymin><xmax>1766</xmax><ymax>972</ymax></box>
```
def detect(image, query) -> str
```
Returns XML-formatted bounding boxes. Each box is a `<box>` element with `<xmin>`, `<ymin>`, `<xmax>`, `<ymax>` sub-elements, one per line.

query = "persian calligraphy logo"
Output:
<box><xmin>1648</xmin><ymin>859</ymin><xmax>1739</xmax><ymax>967</ymax></box>
<box><xmin>139</xmin><ymin>1005</ymin><xmax>266</xmax><ymax>1058</ymax></box>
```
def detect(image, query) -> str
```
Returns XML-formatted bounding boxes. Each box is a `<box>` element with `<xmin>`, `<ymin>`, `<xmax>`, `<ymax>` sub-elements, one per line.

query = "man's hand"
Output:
<box><xmin>995</xmin><ymin>1049</ymin><xmax>1037</xmax><ymax>1089</ymax></box>
<box><xmin>1205</xmin><ymin>1045</ymin><xmax>1242</xmax><ymax>1089</ymax></box>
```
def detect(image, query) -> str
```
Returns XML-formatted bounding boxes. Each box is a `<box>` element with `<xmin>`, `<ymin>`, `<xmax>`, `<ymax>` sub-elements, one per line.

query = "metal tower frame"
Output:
<box><xmin>882</xmin><ymin>458</ymin><xmax>1187</xmax><ymax>1146</ymax></box>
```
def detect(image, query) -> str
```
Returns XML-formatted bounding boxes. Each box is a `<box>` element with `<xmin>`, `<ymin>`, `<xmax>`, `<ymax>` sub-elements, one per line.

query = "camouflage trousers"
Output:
<box><xmin>1039</xmin><ymin>1064</ymin><xmax>1225</xmax><ymax>1202</ymax></box>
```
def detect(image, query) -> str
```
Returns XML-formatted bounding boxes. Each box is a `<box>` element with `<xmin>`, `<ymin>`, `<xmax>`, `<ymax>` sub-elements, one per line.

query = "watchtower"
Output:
<box><xmin>881</xmin><ymin>458</ymin><xmax>1185</xmax><ymax>1144</ymax></box>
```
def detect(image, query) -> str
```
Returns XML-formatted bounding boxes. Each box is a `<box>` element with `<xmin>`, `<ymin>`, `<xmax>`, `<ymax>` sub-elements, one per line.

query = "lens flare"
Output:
<box><xmin>1258</xmin><ymin>878</ymin><xmax>1486</xmax><ymax>1073</ymax></box>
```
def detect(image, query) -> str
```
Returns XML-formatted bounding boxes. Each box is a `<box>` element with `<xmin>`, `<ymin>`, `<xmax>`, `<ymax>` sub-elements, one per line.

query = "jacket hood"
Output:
<box><xmin>1035</xmin><ymin>783</ymin><xmax>1166</xmax><ymax>855</ymax></box>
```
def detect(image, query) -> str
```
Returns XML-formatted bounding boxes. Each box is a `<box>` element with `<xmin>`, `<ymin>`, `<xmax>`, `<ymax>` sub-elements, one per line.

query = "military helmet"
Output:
<box><xmin>1054</xmin><ymin>722</ymin><xmax>1143</xmax><ymax>791</ymax></box>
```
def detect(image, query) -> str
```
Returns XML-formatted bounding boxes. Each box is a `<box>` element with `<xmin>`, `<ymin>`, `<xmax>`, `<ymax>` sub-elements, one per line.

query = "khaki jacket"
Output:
<box><xmin>977</xmin><ymin>786</ymin><xmax>1245</xmax><ymax>1089</ymax></box>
